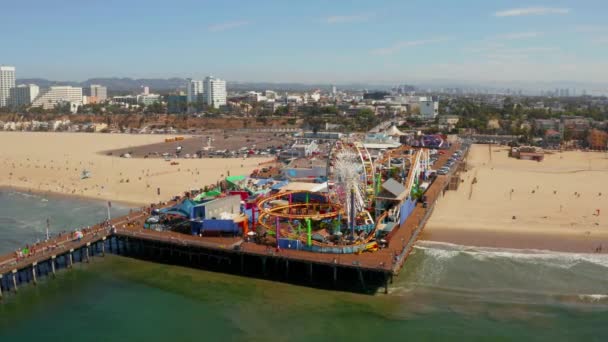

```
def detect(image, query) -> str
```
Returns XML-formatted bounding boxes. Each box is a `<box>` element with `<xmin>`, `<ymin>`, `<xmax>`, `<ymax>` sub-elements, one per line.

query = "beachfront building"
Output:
<box><xmin>0</xmin><ymin>66</ymin><xmax>16</xmax><ymax>108</ymax></box>
<box><xmin>187</xmin><ymin>79</ymin><xmax>204</xmax><ymax>104</ymax></box>
<box><xmin>9</xmin><ymin>84</ymin><xmax>39</xmax><ymax>107</ymax></box>
<box><xmin>419</xmin><ymin>97</ymin><xmax>439</xmax><ymax>120</ymax></box>
<box><xmin>31</xmin><ymin>86</ymin><xmax>83</xmax><ymax>113</ymax></box>
<box><xmin>89</xmin><ymin>85</ymin><xmax>107</xmax><ymax>102</ymax></box>
<box><xmin>509</xmin><ymin>146</ymin><xmax>545</xmax><ymax>161</ymax></box>
<box><xmin>203</xmin><ymin>76</ymin><xmax>227</xmax><ymax>109</ymax></box>
<box><xmin>137</xmin><ymin>94</ymin><xmax>161</xmax><ymax>106</ymax></box>
<box><xmin>438</xmin><ymin>115</ymin><xmax>460</xmax><ymax>131</ymax></box>
<box><xmin>290</xmin><ymin>140</ymin><xmax>319</xmax><ymax>158</ymax></box>
<box><xmin>587</xmin><ymin>129</ymin><xmax>608</xmax><ymax>150</ymax></box>
<box><xmin>167</xmin><ymin>94</ymin><xmax>188</xmax><ymax>114</ymax></box>
<box><xmin>112</xmin><ymin>95</ymin><xmax>138</xmax><ymax>106</ymax></box>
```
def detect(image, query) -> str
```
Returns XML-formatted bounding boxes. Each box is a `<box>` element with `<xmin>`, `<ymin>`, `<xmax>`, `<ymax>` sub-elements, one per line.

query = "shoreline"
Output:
<box><xmin>420</xmin><ymin>224</ymin><xmax>608</xmax><ymax>255</ymax></box>
<box><xmin>0</xmin><ymin>184</ymin><xmax>150</xmax><ymax>208</ymax></box>
<box><xmin>4</xmin><ymin>185</ymin><xmax>606</xmax><ymax>256</ymax></box>
<box><xmin>0</xmin><ymin>185</ymin><xmax>145</xmax><ymax>208</ymax></box>
<box><xmin>424</xmin><ymin>144</ymin><xmax>607</xmax><ymax>255</ymax></box>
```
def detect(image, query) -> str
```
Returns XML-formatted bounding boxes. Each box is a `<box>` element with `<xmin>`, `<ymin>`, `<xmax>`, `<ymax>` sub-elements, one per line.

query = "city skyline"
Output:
<box><xmin>2</xmin><ymin>0</ymin><xmax>608</xmax><ymax>84</ymax></box>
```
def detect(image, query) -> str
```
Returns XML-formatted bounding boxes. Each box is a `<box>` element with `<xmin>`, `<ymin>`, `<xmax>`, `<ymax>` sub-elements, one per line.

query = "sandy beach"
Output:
<box><xmin>423</xmin><ymin>144</ymin><xmax>608</xmax><ymax>253</ymax></box>
<box><xmin>0</xmin><ymin>132</ymin><xmax>269</xmax><ymax>205</ymax></box>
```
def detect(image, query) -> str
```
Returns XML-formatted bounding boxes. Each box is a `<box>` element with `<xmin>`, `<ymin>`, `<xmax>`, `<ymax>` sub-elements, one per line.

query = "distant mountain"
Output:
<box><xmin>17</xmin><ymin>78</ymin><xmax>80</xmax><ymax>88</ymax></box>
<box><xmin>81</xmin><ymin>78</ymin><xmax>187</xmax><ymax>93</ymax></box>
<box><xmin>18</xmin><ymin>77</ymin><xmax>606</xmax><ymax>96</ymax></box>
<box><xmin>16</xmin><ymin>78</ymin><xmax>390</xmax><ymax>94</ymax></box>
<box><xmin>16</xmin><ymin>78</ymin><xmax>188</xmax><ymax>94</ymax></box>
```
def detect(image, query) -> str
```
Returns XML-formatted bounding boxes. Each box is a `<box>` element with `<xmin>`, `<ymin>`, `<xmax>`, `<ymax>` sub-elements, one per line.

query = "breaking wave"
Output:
<box><xmin>415</xmin><ymin>240</ymin><xmax>608</xmax><ymax>269</ymax></box>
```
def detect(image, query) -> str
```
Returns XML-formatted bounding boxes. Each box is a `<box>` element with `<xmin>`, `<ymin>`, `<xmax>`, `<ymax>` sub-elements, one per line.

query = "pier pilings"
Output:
<box><xmin>1</xmin><ymin>231</ymin><xmax>392</xmax><ymax>299</ymax></box>
<box><xmin>51</xmin><ymin>256</ymin><xmax>56</xmax><ymax>277</ymax></box>
<box><xmin>31</xmin><ymin>262</ymin><xmax>37</xmax><ymax>285</ymax></box>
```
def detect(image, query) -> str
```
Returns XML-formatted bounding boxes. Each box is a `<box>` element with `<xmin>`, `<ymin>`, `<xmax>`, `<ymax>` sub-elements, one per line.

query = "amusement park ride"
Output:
<box><xmin>255</xmin><ymin>137</ymin><xmax>431</xmax><ymax>254</ymax></box>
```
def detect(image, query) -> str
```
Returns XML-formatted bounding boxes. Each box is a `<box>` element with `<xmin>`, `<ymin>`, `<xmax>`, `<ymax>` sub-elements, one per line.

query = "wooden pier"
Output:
<box><xmin>0</xmin><ymin>144</ymin><xmax>464</xmax><ymax>297</ymax></box>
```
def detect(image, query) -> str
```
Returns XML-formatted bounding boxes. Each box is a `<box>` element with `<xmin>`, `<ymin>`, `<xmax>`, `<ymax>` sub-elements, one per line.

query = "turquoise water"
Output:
<box><xmin>1</xmin><ymin>189</ymin><xmax>608</xmax><ymax>341</ymax></box>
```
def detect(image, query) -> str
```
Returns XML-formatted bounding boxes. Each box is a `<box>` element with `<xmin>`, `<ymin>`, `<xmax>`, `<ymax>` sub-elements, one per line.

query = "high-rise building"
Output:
<box><xmin>167</xmin><ymin>95</ymin><xmax>188</xmax><ymax>114</ymax></box>
<box><xmin>203</xmin><ymin>76</ymin><xmax>226</xmax><ymax>109</ymax></box>
<box><xmin>143</xmin><ymin>86</ymin><xmax>150</xmax><ymax>95</ymax></box>
<box><xmin>419</xmin><ymin>97</ymin><xmax>439</xmax><ymax>120</ymax></box>
<box><xmin>0</xmin><ymin>66</ymin><xmax>16</xmax><ymax>108</ymax></box>
<box><xmin>90</xmin><ymin>85</ymin><xmax>108</xmax><ymax>102</ymax></box>
<box><xmin>9</xmin><ymin>84</ymin><xmax>39</xmax><ymax>107</ymax></box>
<box><xmin>32</xmin><ymin>86</ymin><xmax>83</xmax><ymax>113</ymax></box>
<box><xmin>187</xmin><ymin>79</ymin><xmax>204</xmax><ymax>104</ymax></box>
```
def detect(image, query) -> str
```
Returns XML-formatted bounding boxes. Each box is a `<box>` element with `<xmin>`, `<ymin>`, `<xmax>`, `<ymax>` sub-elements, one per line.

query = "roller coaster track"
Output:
<box><xmin>404</xmin><ymin>149</ymin><xmax>422</xmax><ymax>196</ymax></box>
<box><xmin>353</xmin><ymin>141</ymin><xmax>375</xmax><ymax>200</ymax></box>
<box><xmin>255</xmin><ymin>190</ymin><xmax>383</xmax><ymax>250</ymax></box>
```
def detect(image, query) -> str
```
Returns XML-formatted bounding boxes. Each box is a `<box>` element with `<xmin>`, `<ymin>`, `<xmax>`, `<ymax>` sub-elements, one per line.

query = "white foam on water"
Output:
<box><xmin>578</xmin><ymin>294</ymin><xmax>608</xmax><ymax>302</ymax></box>
<box><xmin>415</xmin><ymin>240</ymin><xmax>608</xmax><ymax>269</ymax></box>
<box><xmin>416</xmin><ymin>245</ymin><xmax>460</xmax><ymax>260</ymax></box>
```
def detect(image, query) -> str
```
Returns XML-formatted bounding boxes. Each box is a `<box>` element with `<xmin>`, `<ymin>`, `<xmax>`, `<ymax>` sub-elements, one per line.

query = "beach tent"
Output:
<box><xmin>270</xmin><ymin>180</ymin><xmax>290</xmax><ymax>190</ymax></box>
<box><xmin>226</xmin><ymin>175</ymin><xmax>246</xmax><ymax>189</ymax></box>
<box><xmin>193</xmin><ymin>189</ymin><xmax>222</xmax><ymax>202</ymax></box>
<box><xmin>161</xmin><ymin>199</ymin><xmax>197</xmax><ymax>218</ymax></box>
<box><xmin>385</xmin><ymin>125</ymin><xmax>406</xmax><ymax>136</ymax></box>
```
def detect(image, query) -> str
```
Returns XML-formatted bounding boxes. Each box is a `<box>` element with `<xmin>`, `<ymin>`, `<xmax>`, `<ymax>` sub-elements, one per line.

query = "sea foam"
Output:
<box><xmin>415</xmin><ymin>240</ymin><xmax>608</xmax><ymax>269</ymax></box>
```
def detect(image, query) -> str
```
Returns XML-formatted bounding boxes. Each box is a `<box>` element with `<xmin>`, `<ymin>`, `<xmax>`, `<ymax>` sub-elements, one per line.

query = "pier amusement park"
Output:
<box><xmin>0</xmin><ymin>129</ymin><xmax>467</xmax><ymax>295</ymax></box>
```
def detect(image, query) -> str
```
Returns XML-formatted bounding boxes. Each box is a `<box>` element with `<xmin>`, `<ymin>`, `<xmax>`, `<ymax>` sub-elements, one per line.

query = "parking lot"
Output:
<box><xmin>105</xmin><ymin>131</ymin><xmax>294</xmax><ymax>160</ymax></box>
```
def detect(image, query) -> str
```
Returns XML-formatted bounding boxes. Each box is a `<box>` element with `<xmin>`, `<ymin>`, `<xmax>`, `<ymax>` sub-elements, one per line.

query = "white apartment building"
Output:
<box><xmin>419</xmin><ymin>97</ymin><xmax>439</xmax><ymax>120</ymax></box>
<box><xmin>0</xmin><ymin>66</ymin><xmax>16</xmax><ymax>108</ymax></box>
<box><xmin>203</xmin><ymin>76</ymin><xmax>226</xmax><ymax>109</ymax></box>
<box><xmin>137</xmin><ymin>94</ymin><xmax>161</xmax><ymax>106</ymax></box>
<box><xmin>32</xmin><ymin>86</ymin><xmax>83</xmax><ymax>113</ymax></box>
<box><xmin>9</xmin><ymin>84</ymin><xmax>39</xmax><ymax>107</ymax></box>
<box><xmin>187</xmin><ymin>79</ymin><xmax>204</xmax><ymax>103</ymax></box>
<box><xmin>90</xmin><ymin>84</ymin><xmax>108</xmax><ymax>102</ymax></box>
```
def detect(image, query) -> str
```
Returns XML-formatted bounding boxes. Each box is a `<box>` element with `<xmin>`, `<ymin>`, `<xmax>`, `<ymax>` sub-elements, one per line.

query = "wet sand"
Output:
<box><xmin>423</xmin><ymin>144</ymin><xmax>608</xmax><ymax>253</ymax></box>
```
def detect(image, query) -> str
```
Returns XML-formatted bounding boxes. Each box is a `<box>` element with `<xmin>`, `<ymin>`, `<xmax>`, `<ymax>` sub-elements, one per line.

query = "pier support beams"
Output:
<box><xmin>308</xmin><ymin>263</ymin><xmax>313</xmax><ymax>283</ymax></box>
<box><xmin>284</xmin><ymin>259</ymin><xmax>289</xmax><ymax>279</ymax></box>
<box><xmin>101</xmin><ymin>237</ymin><xmax>106</xmax><ymax>257</ymax></box>
<box><xmin>384</xmin><ymin>273</ymin><xmax>389</xmax><ymax>294</ymax></box>
<box><xmin>333</xmin><ymin>266</ymin><xmax>337</xmax><ymax>286</ymax></box>
<box><xmin>85</xmin><ymin>243</ymin><xmax>90</xmax><ymax>263</ymax></box>
<box><xmin>261</xmin><ymin>257</ymin><xmax>267</xmax><ymax>276</ymax></box>
<box><xmin>357</xmin><ymin>269</ymin><xmax>366</xmax><ymax>291</ymax></box>
<box><xmin>32</xmin><ymin>263</ymin><xmax>37</xmax><ymax>285</ymax></box>
<box><xmin>0</xmin><ymin>274</ymin><xmax>3</xmax><ymax>299</ymax></box>
<box><xmin>240</xmin><ymin>254</ymin><xmax>244</xmax><ymax>274</ymax></box>
<box><xmin>51</xmin><ymin>256</ymin><xmax>56</xmax><ymax>278</ymax></box>
<box><xmin>12</xmin><ymin>270</ymin><xmax>17</xmax><ymax>293</ymax></box>
<box><xmin>68</xmin><ymin>250</ymin><xmax>74</xmax><ymax>268</ymax></box>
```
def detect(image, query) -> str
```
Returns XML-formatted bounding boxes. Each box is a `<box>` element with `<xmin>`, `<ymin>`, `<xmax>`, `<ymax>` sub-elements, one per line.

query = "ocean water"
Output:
<box><xmin>0</xmin><ymin>189</ymin><xmax>607</xmax><ymax>341</ymax></box>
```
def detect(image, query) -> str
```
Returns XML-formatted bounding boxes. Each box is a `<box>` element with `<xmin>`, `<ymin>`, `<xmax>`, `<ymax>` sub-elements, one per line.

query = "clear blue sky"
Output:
<box><xmin>2</xmin><ymin>0</ymin><xmax>607</xmax><ymax>83</ymax></box>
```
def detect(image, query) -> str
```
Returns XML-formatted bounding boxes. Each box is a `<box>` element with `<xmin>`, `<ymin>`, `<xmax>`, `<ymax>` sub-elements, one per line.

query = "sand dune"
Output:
<box><xmin>424</xmin><ymin>144</ymin><xmax>608</xmax><ymax>253</ymax></box>
<box><xmin>0</xmin><ymin>132</ymin><xmax>268</xmax><ymax>205</ymax></box>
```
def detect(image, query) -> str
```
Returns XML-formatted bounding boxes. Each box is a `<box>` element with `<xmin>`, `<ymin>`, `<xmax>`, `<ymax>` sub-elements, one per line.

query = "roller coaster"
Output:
<box><xmin>255</xmin><ymin>137</ymin><xmax>432</xmax><ymax>254</ymax></box>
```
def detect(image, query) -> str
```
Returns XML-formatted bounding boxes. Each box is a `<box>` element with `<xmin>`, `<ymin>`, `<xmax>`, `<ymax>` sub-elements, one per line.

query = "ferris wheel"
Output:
<box><xmin>326</xmin><ymin>138</ymin><xmax>376</xmax><ymax>227</ymax></box>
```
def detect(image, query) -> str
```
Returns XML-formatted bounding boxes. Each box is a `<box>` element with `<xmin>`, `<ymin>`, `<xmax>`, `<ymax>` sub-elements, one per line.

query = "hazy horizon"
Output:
<box><xmin>3</xmin><ymin>0</ymin><xmax>608</xmax><ymax>84</ymax></box>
